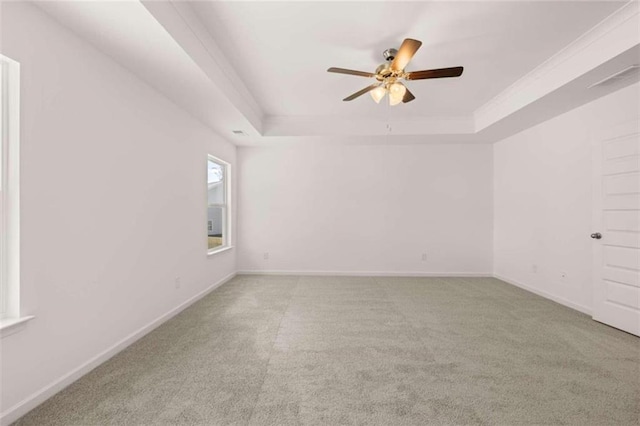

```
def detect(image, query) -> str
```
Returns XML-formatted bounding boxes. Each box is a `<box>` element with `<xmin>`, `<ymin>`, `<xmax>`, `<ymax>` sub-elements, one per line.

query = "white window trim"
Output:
<box><xmin>207</xmin><ymin>154</ymin><xmax>232</xmax><ymax>256</ymax></box>
<box><xmin>0</xmin><ymin>55</ymin><xmax>32</xmax><ymax>337</ymax></box>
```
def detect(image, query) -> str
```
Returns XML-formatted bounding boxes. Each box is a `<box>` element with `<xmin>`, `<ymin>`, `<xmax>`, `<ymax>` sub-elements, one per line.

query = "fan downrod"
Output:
<box><xmin>382</xmin><ymin>48</ymin><xmax>398</xmax><ymax>62</ymax></box>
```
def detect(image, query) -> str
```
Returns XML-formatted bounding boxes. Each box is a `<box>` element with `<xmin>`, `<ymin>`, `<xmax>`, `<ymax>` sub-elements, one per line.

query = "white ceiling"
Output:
<box><xmin>34</xmin><ymin>0</ymin><xmax>256</xmax><ymax>137</ymax></box>
<box><xmin>32</xmin><ymin>0</ymin><xmax>638</xmax><ymax>144</ymax></box>
<box><xmin>191</xmin><ymin>0</ymin><xmax>624</xmax><ymax>119</ymax></box>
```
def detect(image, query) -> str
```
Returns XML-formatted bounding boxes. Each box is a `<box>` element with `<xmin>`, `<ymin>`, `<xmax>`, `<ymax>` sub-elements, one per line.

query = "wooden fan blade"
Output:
<box><xmin>343</xmin><ymin>84</ymin><xmax>378</xmax><ymax>101</ymax></box>
<box><xmin>406</xmin><ymin>66</ymin><xmax>464</xmax><ymax>80</ymax></box>
<box><xmin>402</xmin><ymin>87</ymin><xmax>416</xmax><ymax>103</ymax></box>
<box><xmin>327</xmin><ymin>67</ymin><xmax>375</xmax><ymax>78</ymax></box>
<box><xmin>391</xmin><ymin>38</ymin><xmax>422</xmax><ymax>71</ymax></box>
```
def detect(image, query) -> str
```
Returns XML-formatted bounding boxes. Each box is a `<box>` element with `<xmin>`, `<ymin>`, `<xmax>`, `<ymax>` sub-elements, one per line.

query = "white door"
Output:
<box><xmin>592</xmin><ymin>119</ymin><xmax>640</xmax><ymax>336</ymax></box>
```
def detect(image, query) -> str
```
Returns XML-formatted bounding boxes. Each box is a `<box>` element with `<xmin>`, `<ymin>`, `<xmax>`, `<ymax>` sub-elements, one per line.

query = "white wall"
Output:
<box><xmin>0</xmin><ymin>2</ymin><xmax>236</xmax><ymax>422</ymax></box>
<box><xmin>238</xmin><ymin>144</ymin><xmax>493</xmax><ymax>274</ymax></box>
<box><xmin>493</xmin><ymin>83</ymin><xmax>640</xmax><ymax>314</ymax></box>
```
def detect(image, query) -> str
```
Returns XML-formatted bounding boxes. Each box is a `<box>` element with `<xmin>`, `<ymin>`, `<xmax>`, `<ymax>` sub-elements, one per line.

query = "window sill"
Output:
<box><xmin>208</xmin><ymin>245</ymin><xmax>233</xmax><ymax>257</ymax></box>
<box><xmin>1</xmin><ymin>315</ymin><xmax>35</xmax><ymax>338</ymax></box>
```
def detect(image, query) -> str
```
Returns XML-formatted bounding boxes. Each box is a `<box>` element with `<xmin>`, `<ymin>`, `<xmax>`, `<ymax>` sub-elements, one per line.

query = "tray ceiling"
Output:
<box><xmin>191</xmin><ymin>1</ymin><xmax>624</xmax><ymax>119</ymax></box>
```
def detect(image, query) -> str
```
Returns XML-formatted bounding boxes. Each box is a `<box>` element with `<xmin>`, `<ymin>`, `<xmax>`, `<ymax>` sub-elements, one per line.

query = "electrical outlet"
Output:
<box><xmin>421</xmin><ymin>253</ymin><xmax>428</xmax><ymax>262</ymax></box>
<box><xmin>175</xmin><ymin>277</ymin><xmax>181</xmax><ymax>289</ymax></box>
<box><xmin>263</xmin><ymin>252</ymin><xmax>269</xmax><ymax>260</ymax></box>
<box><xmin>532</xmin><ymin>264</ymin><xmax>538</xmax><ymax>273</ymax></box>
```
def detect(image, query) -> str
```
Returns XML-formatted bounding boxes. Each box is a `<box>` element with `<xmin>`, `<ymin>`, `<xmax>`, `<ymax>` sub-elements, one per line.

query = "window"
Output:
<box><xmin>207</xmin><ymin>155</ymin><xmax>230</xmax><ymax>254</ymax></box>
<box><xmin>1</xmin><ymin>55</ymin><xmax>23</xmax><ymax>328</ymax></box>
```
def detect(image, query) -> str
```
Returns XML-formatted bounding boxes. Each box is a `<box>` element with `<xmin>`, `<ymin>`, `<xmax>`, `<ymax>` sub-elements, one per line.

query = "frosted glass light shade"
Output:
<box><xmin>370</xmin><ymin>86</ymin><xmax>387</xmax><ymax>103</ymax></box>
<box><xmin>388</xmin><ymin>83</ymin><xmax>406</xmax><ymax>106</ymax></box>
<box><xmin>389</xmin><ymin>93</ymin><xmax>402</xmax><ymax>106</ymax></box>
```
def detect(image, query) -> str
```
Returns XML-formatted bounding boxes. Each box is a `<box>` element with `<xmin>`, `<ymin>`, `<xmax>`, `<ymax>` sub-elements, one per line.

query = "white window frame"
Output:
<box><xmin>207</xmin><ymin>154</ymin><xmax>232</xmax><ymax>256</ymax></box>
<box><xmin>1</xmin><ymin>55</ymin><xmax>31</xmax><ymax>336</ymax></box>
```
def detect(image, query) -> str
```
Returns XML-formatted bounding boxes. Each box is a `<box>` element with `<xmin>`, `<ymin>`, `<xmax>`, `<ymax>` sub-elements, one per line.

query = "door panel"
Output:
<box><xmin>605</xmin><ymin>172</ymin><xmax>639</xmax><ymax>195</ymax></box>
<box><xmin>603</xmin><ymin>265</ymin><xmax>640</xmax><ymax>288</ymax></box>
<box><xmin>606</xmin><ymin>280</ymin><xmax>639</xmax><ymax>309</ymax></box>
<box><xmin>605</xmin><ymin>210</ymin><xmax>640</xmax><ymax>232</ymax></box>
<box><xmin>593</xmin><ymin>119</ymin><xmax>640</xmax><ymax>336</ymax></box>
<box><xmin>604</xmin><ymin>246</ymin><xmax>640</xmax><ymax>270</ymax></box>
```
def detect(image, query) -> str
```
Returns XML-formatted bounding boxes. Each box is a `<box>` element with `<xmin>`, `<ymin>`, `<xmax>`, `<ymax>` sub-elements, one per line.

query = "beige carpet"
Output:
<box><xmin>13</xmin><ymin>276</ymin><xmax>640</xmax><ymax>425</ymax></box>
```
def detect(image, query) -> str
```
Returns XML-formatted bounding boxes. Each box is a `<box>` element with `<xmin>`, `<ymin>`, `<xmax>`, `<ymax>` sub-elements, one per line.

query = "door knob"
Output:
<box><xmin>591</xmin><ymin>233</ymin><xmax>602</xmax><ymax>239</ymax></box>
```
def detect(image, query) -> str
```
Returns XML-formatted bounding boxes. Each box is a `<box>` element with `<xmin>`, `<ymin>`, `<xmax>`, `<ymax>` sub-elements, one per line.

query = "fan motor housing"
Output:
<box><xmin>376</xmin><ymin>48</ymin><xmax>400</xmax><ymax>80</ymax></box>
<box><xmin>375</xmin><ymin>63</ymin><xmax>391</xmax><ymax>77</ymax></box>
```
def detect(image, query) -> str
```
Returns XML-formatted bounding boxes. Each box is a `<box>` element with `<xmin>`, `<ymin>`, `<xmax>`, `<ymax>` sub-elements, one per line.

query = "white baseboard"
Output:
<box><xmin>493</xmin><ymin>273</ymin><xmax>592</xmax><ymax>316</ymax></box>
<box><xmin>0</xmin><ymin>272</ymin><xmax>237</xmax><ymax>426</ymax></box>
<box><xmin>238</xmin><ymin>270</ymin><xmax>492</xmax><ymax>277</ymax></box>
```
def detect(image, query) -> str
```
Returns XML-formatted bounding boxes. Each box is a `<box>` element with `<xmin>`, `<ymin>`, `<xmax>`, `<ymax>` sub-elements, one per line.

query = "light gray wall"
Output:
<box><xmin>237</xmin><ymin>143</ymin><xmax>493</xmax><ymax>274</ymax></box>
<box><xmin>0</xmin><ymin>2</ymin><xmax>236</xmax><ymax>420</ymax></box>
<box><xmin>493</xmin><ymin>82</ymin><xmax>640</xmax><ymax>313</ymax></box>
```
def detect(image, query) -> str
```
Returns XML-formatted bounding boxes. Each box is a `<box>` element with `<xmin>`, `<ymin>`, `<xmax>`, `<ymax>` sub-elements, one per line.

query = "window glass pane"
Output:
<box><xmin>207</xmin><ymin>156</ymin><xmax>228</xmax><ymax>252</ymax></box>
<box><xmin>207</xmin><ymin>160</ymin><xmax>222</xmax><ymax>183</ymax></box>
<box><xmin>208</xmin><ymin>159</ymin><xmax>224</xmax><ymax>205</ymax></box>
<box><xmin>207</xmin><ymin>206</ymin><xmax>224</xmax><ymax>249</ymax></box>
<box><xmin>208</xmin><ymin>181</ymin><xmax>224</xmax><ymax>205</ymax></box>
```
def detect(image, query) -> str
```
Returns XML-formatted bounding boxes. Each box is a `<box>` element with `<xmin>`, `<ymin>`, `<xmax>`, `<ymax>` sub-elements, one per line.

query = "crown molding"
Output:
<box><xmin>475</xmin><ymin>0</ymin><xmax>639</xmax><ymax>132</ymax></box>
<box><xmin>264</xmin><ymin>115</ymin><xmax>475</xmax><ymax>137</ymax></box>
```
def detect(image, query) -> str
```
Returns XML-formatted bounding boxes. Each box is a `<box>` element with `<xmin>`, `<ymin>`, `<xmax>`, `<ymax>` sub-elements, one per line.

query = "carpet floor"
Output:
<box><xmin>13</xmin><ymin>276</ymin><xmax>640</xmax><ymax>425</ymax></box>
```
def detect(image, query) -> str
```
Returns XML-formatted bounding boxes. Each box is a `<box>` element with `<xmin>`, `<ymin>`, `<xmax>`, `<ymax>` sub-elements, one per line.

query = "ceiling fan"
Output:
<box><xmin>327</xmin><ymin>38</ymin><xmax>463</xmax><ymax>105</ymax></box>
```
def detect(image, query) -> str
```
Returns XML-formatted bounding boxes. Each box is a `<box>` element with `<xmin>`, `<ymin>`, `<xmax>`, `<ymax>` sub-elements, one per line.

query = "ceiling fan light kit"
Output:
<box><xmin>370</xmin><ymin>85</ymin><xmax>386</xmax><ymax>103</ymax></box>
<box><xmin>328</xmin><ymin>38</ymin><xmax>464</xmax><ymax>105</ymax></box>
